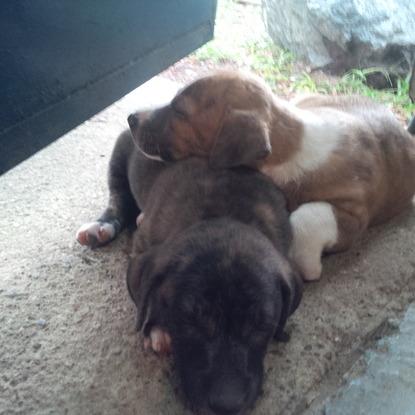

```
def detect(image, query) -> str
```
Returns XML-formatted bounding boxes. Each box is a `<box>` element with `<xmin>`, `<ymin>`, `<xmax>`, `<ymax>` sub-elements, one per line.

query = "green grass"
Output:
<box><xmin>243</xmin><ymin>40</ymin><xmax>414</xmax><ymax>116</ymax></box>
<box><xmin>293</xmin><ymin>68</ymin><xmax>415</xmax><ymax>117</ymax></box>
<box><xmin>193</xmin><ymin>43</ymin><xmax>238</xmax><ymax>63</ymax></box>
<box><xmin>245</xmin><ymin>39</ymin><xmax>294</xmax><ymax>84</ymax></box>
<box><xmin>191</xmin><ymin>0</ymin><xmax>414</xmax><ymax>117</ymax></box>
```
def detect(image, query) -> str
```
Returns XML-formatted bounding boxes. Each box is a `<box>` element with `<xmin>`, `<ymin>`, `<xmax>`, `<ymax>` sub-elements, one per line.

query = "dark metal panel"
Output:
<box><xmin>0</xmin><ymin>0</ymin><xmax>217</xmax><ymax>174</ymax></box>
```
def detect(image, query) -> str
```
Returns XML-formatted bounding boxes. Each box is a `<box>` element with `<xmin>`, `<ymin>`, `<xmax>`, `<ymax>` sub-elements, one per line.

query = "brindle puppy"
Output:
<box><xmin>76</xmin><ymin>126</ymin><xmax>302</xmax><ymax>415</ymax></box>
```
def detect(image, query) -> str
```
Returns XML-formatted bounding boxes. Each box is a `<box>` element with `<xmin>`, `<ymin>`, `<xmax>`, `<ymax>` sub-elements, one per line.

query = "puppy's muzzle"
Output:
<box><xmin>207</xmin><ymin>371</ymin><xmax>248</xmax><ymax>415</ymax></box>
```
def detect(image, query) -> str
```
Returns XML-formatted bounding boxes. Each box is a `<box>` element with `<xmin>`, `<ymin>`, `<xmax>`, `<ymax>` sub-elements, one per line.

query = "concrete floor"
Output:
<box><xmin>317</xmin><ymin>304</ymin><xmax>415</xmax><ymax>415</ymax></box>
<box><xmin>1</xmin><ymin>76</ymin><xmax>415</xmax><ymax>415</ymax></box>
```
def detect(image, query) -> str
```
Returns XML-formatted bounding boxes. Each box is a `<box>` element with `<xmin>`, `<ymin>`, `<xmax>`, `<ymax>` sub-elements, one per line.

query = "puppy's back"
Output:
<box><xmin>136</xmin><ymin>159</ymin><xmax>291</xmax><ymax>254</ymax></box>
<box><xmin>292</xmin><ymin>94</ymin><xmax>415</xmax><ymax>224</ymax></box>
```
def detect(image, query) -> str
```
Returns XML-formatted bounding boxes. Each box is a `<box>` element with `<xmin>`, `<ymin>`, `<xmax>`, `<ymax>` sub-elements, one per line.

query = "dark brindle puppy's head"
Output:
<box><xmin>127</xmin><ymin>71</ymin><xmax>275</xmax><ymax>168</ymax></box>
<box><xmin>127</xmin><ymin>220</ymin><xmax>302</xmax><ymax>415</ymax></box>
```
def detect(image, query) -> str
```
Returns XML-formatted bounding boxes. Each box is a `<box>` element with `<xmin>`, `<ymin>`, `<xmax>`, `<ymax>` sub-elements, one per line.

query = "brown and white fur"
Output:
<box><xmin>129</xmin><ymin>71</ymin><xmax>415</xmax><ymax>281</ymax></box>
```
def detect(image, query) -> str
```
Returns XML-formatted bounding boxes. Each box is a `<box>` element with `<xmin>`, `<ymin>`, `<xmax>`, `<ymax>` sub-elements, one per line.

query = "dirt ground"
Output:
<box><xmin>1</xmin><ymin>76</ymin><xmax>415</xmax><ymax>415</ymax></box>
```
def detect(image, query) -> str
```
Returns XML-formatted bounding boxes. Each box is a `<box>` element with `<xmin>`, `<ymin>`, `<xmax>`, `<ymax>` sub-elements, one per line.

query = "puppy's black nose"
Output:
<box><xmin>208</xmin><ymin>380</ymin><xmax>245</xmax><ymax>415</ymax></box>
<box><xmin>128</xmin><ymin>113</ymin><xmax>139</xmax><ymax>129</ymax></box>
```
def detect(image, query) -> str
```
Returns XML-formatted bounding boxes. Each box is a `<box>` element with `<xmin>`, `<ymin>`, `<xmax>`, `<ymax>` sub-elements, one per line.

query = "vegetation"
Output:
<box><xmin>191</xmin><ymin>0</ymin><xmax>414</xmax><ymax>118</ymax></box>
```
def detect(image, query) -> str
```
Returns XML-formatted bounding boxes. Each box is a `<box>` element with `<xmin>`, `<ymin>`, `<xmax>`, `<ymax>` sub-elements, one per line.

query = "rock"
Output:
<box><xmin>262</xmin><ymin>0</ymin><xmax>415</xmax><ymax>82</ymax></box>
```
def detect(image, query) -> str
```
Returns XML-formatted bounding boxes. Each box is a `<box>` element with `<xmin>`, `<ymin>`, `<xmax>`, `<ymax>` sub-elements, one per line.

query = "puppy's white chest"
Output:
<box><xmin>266</xmin><ymin>111</ymin><xmax>343</xmax><ymax>186</ymax></box>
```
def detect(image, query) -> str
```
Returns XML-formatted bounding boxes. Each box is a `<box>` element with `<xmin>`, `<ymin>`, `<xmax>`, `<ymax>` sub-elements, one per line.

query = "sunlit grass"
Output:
<box><xmin>191</xmin><ymin>0</ymin><xmax>414</xmax><ymax>117</ymax></box>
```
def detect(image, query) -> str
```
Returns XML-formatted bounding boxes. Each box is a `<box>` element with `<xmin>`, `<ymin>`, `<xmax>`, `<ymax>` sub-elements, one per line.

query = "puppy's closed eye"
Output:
<box><xmin>171</xmin><ymin>96</ymin><xmax>193</xmax><ymax>120</ymax></box>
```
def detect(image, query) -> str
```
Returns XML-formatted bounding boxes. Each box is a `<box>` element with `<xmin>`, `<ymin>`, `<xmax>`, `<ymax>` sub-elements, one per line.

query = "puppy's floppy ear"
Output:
<box><xmin>126</xmin><ymin>247</ymin><xmax>175</xmax><ymax>335</ymax></box>
<box><xmin>274</xmin><ymin>263</ymin><xmax>303</xmax><ymax>342</ymax></box>
<box><xmin>209</xmin><ymin>109</ymin><xmax>271</xmax><ymax>169</ymax></box>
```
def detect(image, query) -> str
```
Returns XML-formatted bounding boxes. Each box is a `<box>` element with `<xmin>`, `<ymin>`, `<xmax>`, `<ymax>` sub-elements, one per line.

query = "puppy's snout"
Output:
<box><xmin>208</xmin><ymin>377</ymin><xmax>246</xmax><ymax>415</ymax></box>
<box><xmin>128</xmin><ymin>113</ymin><xmax>139</xmax><ymax>129</ymax></box>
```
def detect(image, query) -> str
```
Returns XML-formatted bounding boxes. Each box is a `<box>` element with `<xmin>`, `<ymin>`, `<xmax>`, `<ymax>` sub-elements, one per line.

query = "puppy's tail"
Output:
<box><xmin>408</xmin><ymin>115</ymin><xmax>415</xmax><ymax>135</ymax></box>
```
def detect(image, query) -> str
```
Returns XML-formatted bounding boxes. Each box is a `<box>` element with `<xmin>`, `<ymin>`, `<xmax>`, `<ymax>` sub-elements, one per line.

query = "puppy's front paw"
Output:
<box><xmin>291</xmin><ymin>252</ymin><xmax>322</xmax><ymax>281</ymax></box>
<box><xmin>76</xmin><ymin>221</ymin><xmax>116</xmax><ymax>248</ymax></box>
<box><xmin>299</xmin><ymin>259</ymin><xmax>322</xmax><ymax>281</ymax></box>
<box><xmin>143</xmin><ymin>327</ymin><xmax>171</xmax><ymax>356</ymax></box>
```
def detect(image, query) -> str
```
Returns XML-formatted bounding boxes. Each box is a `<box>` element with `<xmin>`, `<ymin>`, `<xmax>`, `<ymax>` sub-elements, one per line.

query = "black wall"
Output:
<box><xmin>0</xmin><ymin>1</ymin><xmax>217</xmax><ymax>174</ymax></box>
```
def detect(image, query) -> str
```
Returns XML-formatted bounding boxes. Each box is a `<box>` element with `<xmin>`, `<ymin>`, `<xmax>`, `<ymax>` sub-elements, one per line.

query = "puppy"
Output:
<box><xmin>129</xmin><ymin>71</ymin><xmax>415</xmax><ymax>281</ymax></box>
<box><xmin>76</xmin><ymin>126</ymin><xmax>302</xmax><ymax>414</ymax></box>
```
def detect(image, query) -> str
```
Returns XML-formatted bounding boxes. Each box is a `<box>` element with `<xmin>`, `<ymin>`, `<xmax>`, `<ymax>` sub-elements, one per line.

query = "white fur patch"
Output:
<box><xmin>76</xmin><ymin>221</ymin><xmax>115</xmax><ymax>246</ymax></box>
<box><xmin>266</xmin><ymin>103</ymin><xmax>343</xmax><ymax>185</ymax></box>
<box><xmin>289</xmin><ymin>202</ymin><xmax>338</xmax><ymax>281</ymax></box>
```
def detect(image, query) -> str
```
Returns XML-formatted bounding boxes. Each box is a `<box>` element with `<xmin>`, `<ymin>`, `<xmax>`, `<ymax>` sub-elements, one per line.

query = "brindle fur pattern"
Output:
<box><xmin>86</xmin><ymin>129</ymin><xmax>302</xmax><ymax>415</ymax></box>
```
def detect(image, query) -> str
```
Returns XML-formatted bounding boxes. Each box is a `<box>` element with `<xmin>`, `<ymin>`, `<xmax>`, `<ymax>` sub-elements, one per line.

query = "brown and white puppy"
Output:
<box><xmin>129</xmin><ymin>71</ymin><xmax>415</xmax><ymax>281</ymax></box>
<box><xmin>76</xmin><ymin>127</ymin><xmax>302</xmax><ymax>414</ymax></box>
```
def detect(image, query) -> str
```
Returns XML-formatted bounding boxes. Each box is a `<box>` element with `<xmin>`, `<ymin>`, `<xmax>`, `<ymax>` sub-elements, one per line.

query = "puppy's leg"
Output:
<box><xmin>77</xmin><ymin>148</ymin><xmax>139</xmax><ymax>248</ymax></box>
<box><xmin>289</xmin><ymin>202</ymin><xmax>366</xmax><ymax>281</ymax></box>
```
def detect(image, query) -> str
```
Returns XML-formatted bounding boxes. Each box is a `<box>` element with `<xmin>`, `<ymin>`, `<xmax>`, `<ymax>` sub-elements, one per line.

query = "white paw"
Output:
<box><xmin>289</xmin><ymin>202</ymin><xmax>338</xmax><ymax>281</ymax></box>
<box><xmin>76</xmin><ymin>221</ymin><xmax>115</xmax><ymax>247</ymax></box>
<box><xmin>143</xmin><ymin>327</ymin><xmax>171</xmax><ymax>355</ymax></box>
<box><xmin>291</xmin><ymin>251</ymin><xmax>322</xmax><ymax>281</ymax></box>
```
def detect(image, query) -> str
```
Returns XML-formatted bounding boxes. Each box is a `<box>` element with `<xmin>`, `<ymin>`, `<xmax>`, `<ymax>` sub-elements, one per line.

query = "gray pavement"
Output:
<box><xmin>320</xmin><ymin>304</ymin><xmax>415</xmax><ymax>415</ymax></box>
<box><xmin>1</xmin><ymin>75</ymin><xmax>415</xmax><ymax>415</ymax></box>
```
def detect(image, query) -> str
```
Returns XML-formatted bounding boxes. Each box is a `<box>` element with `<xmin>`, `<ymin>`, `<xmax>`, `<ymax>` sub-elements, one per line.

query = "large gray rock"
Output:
<box><xmin>263</xmin><ymin>0</ymin><xmax>415</xmax><ymax>79</ymax></box>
